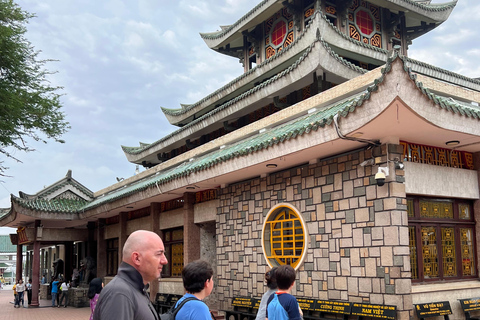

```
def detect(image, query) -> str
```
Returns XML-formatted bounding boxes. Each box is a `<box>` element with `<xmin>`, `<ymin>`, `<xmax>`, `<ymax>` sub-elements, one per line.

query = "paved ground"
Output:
<box><xmin>0</xmin><ymin>284</ymin><xmax>91</xmax><ymax>320</ymax></box>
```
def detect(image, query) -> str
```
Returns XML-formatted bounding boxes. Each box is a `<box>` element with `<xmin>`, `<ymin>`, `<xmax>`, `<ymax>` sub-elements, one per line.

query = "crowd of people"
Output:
<box><xmin>8</xmin><ymin>229</ymin><xmax>301</xmax><ymax>320</ymax></box>
<box><xmin>11</xmin><ymin>278</ymin><xmax>34</xmax><ymax>308</ymax></box>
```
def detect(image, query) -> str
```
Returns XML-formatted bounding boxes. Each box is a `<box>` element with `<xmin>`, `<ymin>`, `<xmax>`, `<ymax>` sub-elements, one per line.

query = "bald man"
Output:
<box><xmin>93</xmin><ymin>230</ymin><xmax>168</xmax><ymax>320</ymax></box>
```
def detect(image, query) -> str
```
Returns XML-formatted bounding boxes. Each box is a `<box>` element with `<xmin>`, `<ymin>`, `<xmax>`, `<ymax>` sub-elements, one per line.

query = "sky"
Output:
<box><xmin>0</xmin><ymin>0</ymin><xmax>479</xmax><ymax>235</ymax></box>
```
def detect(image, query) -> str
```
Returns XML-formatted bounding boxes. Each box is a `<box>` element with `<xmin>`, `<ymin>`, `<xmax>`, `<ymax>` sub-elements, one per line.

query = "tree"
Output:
<box><xmin>0</xmin><ymin>0</ymin><xmax>69</xmax><ymax>176</ymax></box>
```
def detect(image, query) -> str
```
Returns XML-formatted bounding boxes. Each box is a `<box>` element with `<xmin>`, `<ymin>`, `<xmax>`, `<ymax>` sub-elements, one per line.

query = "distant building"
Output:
<box><xmin>1</xmin><ymin>1</ymin><xmax>479</xmax><ymax>318</ymax></box>
<box><xmin>0</xmin><ymin>234</ymin><xmax>25</xmax><ymax>284</ymax></box>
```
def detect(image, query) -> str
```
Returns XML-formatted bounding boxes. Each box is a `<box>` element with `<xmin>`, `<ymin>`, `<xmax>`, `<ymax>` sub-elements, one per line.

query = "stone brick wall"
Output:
<box><xmin>216</xmin><ymin>144</ymin><xmax>411</xmax><ymax>320</ymax></box>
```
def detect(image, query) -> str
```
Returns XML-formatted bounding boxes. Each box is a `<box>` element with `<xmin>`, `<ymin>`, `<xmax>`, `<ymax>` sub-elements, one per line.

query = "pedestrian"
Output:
<box><xmin>58</xmin><ymin>279</ymin><xmax>70</xmax><ymax>307</ymax></box>
<box><xmin>12</xmin><ymin>280</ymin><xmax>18</xmax><ymax>307</ymax></box>
<box><xmin>256</xmin><ymin>267</ymin><xmax>278</xmax><ymax>320</ymax></box>
<box><xmin>15</xmin><ymin>279</ymin><xmax>25</xmax><ymax>308</ymax></box>
<box><xmin>88</xmin><ymin>278</ymin><xmax>103</xmax><ymax>320</ymax></box>
<box><xmin>173</xmin><ymin>260</ymin><xmax>214</xmax><ymax>320</ymax></box>
<box><xmin>26</xmin><ymin>279</ymin><xmax>33</xmax><ymax>305</ymax></box>
<box><xmin>266</xmin><ymin>265</ymin><xmax>302</xmax><ymax>320</ymax></box>
<box><xmin>93</xmin><ymin>230</ymin><xmax>168</xmax><ymax>320</ymax></box>
<box><xmin>51</xmin><ymin>278</ymin><xmax>59</xmax><ymax>307</ymax></box>
<box><xmin>41</xmin><ymin>274</ymin><xmax>46</xmax><ymax>285</ymax></box>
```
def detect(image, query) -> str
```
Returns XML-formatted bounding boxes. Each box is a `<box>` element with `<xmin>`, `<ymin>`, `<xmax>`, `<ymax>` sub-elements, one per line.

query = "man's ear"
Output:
<box><xmin>131</xmin><ymin>252</ymin><xmax>141</xmax><ymax>266</ymax></box>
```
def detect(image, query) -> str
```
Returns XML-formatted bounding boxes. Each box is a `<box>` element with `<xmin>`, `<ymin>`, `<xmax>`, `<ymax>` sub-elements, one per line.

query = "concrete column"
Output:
<box><xmin>119</xmin><ymin>212</ymin><xmax>128</xmax><ymax>265</ymax></box>
<box><xmin>149</xmin><ymin>203</ymin><xmax>161</xmax><ymax>301</ymax></box>
<box><xmin>97</xmin><ymin>219</ymin><xmax>107</xmax><ymax>279</ymax></box>
<box><xmin>183</xmin><ymin>192</ymin><xmax>200</xmax><ymax>264</ymax></box>
<box><xmin>16</xmin><ymin>243</ymin><xmax>23</xmax><ymax>281</ymax></box>
<box><xmin>31</xmin><ymin>220</ymin><xmax>41</xmax><ymax>307</ymax></box>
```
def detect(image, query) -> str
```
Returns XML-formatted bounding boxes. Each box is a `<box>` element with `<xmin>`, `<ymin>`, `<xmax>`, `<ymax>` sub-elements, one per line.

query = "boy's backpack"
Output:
<box><xmin>160</xmin><ymin>297</ymin><xmax>197</xmax><ymax>320</ymax></box>
<box><xmin>267</xmin><ymin>294</ymin><xmax>289</xmax><ymax>320</ymax></box>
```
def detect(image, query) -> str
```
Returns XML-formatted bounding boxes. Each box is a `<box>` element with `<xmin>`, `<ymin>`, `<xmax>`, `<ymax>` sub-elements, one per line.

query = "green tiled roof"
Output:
<box><xmin>11</xmin><ymin>196</ymin><xmax>89</xmax><ymax>213</ymax></box>
<box><xmin>0</xmin><ymin>235</ymin><xmax>17</xmax><ymax>253</ymax></box>
<box><xmin>0</xmin><ymin>208</ymin><xmax>10</xmax><ymax>220</ymax></box>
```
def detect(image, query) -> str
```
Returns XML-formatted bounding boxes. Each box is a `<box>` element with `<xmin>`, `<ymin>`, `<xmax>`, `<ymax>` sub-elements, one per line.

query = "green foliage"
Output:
<box><xmin>0</xmin><ymin>0</ymin><xmax>69</xmax><ymax>175</ymax></box>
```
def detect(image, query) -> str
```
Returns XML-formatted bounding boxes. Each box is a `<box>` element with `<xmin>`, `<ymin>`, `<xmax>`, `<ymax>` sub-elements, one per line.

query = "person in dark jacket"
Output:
<box><xmin>93</xmin><ymin>230</ymin><xmax>168</xmax><ymax>320</ymax></box>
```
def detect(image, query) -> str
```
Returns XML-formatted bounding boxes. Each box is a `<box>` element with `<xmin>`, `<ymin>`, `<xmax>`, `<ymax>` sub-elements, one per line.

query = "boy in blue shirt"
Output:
<box><xmin>266</xmin><ymin>265</ymin><xmax>302</xmax><ymax>320</ymax></box>
<box><xmin>174</xmin><ymin>260</ymin><xmax>214</xmax><ymax>320</ymax></box>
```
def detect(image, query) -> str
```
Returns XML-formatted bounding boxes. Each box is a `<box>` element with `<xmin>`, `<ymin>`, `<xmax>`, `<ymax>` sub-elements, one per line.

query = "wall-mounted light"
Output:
<box><xmin>186</xmin><ymin>186</ymin><xmax>195</xmax><ymax>190</ymax></box>
<box><xmin>445</xmin><ymin>140</ymin><xmax>460</xmax><ymax>146</ymax></box>
<box><xmin>126</xmin><ymin>206</ymin><xmax>134</xmax><ymax>209</ymax></box>
<box><xmin>266</xmin><ymin>164</ymin><xmax>277</xmax><ymax>168</ymax></box>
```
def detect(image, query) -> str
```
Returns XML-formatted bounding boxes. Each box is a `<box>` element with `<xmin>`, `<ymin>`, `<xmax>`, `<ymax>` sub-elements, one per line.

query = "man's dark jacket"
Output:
<box><xmin>93</xmin><ymin>262</ymin><xmax>159</xmax><ymax>320</ymax></box>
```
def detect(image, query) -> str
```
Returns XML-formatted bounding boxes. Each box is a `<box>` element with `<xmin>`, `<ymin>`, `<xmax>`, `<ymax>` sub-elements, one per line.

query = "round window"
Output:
<box><xmin>271</xmin><ymin>20</ymin><xmax>287</xmax><ymax>47</ymax></box>
<box><xmin>262</xmin><ymin>203</ymin><xmax>308</xmax><ymax>269</ymax></box>
<box><xmin>355</xmin><ymin>10</ymin><xmax>374</xmax><ymax>36</ymax></box>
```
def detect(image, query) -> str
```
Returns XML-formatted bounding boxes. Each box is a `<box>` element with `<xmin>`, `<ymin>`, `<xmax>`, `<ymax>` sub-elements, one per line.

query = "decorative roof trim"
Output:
<box><xmin>404</xmin><ymin>56</ymin><xmax>480</xmax><ymax>91</ymax></box>
<box><xmin>11</xmin><ymin>195</ymin><xmax>88</xmax><ymax>214</ymax></box>
<box><xmin>200</xmin><ymin>0</ymin><xmax>456</xmax><ymax>42</ymax></box>
<box><xmin>199</xmin><ymin>0</ymin><xmax>274</xmax><ymax>41</ymax></box>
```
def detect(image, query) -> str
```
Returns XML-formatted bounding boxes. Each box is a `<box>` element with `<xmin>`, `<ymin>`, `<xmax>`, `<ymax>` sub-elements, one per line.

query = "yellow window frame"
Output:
<box><xmin>262</xmin><ymin>203</ymin><xmax>308</xmax><ymax>270</ymax></box>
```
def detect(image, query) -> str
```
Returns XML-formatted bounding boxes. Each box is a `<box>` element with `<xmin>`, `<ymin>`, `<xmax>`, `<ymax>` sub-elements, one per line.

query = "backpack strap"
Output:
<box><xmin>171</xmin><ymin>297</ymin><xmax>198</xmax><ymax>317</ymax></box>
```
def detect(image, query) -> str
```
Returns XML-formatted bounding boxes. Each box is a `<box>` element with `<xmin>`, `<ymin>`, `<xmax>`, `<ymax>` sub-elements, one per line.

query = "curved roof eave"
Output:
<box><xmin>384</xmin><ymin>0</ymin><xmax>457</xmax><ymax>20</ymax></box>
<box><xmin>122</xmin><ymin>36</ymin><xmax>367</xmax><ymax>163</ymax></box>
<box><xmin>161</xmin><ymin>12</ymin><xmax>388</xmax><ymax>125</ymax></box>
<box><xmin>200</xmin><ymin>0</ymin><xmax>456</xmax><ymax>49</ymax></box>
<box><xmin>10</xmin><ymin>194</ymin><xmax>88</xmax><ymax>217</ymax></box>
<box><xmin>200</xmin><ymin>0</ymin><xmax>283</xmax><ymax>49</ymax></box>
<box><xmin>405</xmin><ymin>57</ymin><xmax>480</xmax><ymax>92</ymax></box>
<box><xmin>0</xmin><ymin>206</ymin><xmax>15</xmax><ymax>227</ymax></box>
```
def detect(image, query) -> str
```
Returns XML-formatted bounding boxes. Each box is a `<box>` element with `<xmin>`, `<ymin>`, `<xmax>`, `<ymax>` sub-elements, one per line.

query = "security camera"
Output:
<box><xmin>375</xmin><ymin>171</ymin><xmax>386</xmax><ymax>186</ymax></box>
<box><xmin>375</xmin><ymin>167</ymin><xmax>389</xmax><ymax>186</ymax></box>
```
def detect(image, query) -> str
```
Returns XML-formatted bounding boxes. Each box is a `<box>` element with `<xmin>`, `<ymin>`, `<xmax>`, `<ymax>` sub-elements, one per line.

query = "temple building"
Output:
<box><xmin>1</xmin><ymin>1</ymin><xmax>480</xmax><ymax>319</ymax></box>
